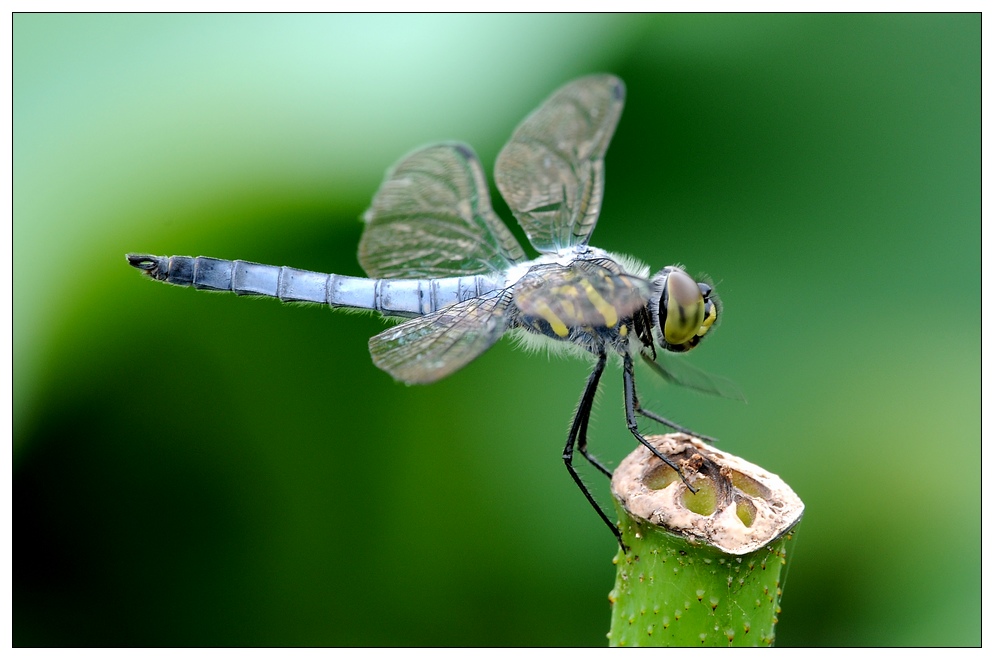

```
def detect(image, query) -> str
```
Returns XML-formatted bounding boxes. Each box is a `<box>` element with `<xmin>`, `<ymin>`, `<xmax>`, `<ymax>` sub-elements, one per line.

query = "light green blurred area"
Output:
<box><xmin>14</xmin><ymin>14</ymin><xmax>979</xmax><ymax>647</ymax></box>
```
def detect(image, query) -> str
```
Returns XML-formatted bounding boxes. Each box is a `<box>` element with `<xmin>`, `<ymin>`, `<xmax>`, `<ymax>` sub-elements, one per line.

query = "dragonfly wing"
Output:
<box><xmin>368</xmin><ymin>290</ymin><xmax>512</xmax><ymax>384</ymax></box>
<box><xmin>513</xmin><ymin>261</ymin><xmax>650</xmax><ymax>331</ymax></box>
<box><xmin>495</xmin><ymin>75</ymin><xmax>625</xmax><ymax>253</ymax></box>
<box><xmin>360</xmin><ymin>143</ymin><xmax>526</xmax><ymax>279</ymax></box>
<box><xmin>641</xmin><ymin>352</ymin><xmax>747</xmax><ymax>402</ymax></box>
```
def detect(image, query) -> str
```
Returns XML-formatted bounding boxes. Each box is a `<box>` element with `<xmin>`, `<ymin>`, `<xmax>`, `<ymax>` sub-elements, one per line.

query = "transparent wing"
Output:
<box><xmin>641</xmin><ymin>352</ymin><xmax>747</xmax><ymax>402</ymax></box>
<box><xmin>359</xmin><ymin>143</ymin><xmax>526</xmax><ymax>279</ymax></box>
<box><xmin>494</xmin><ymin>74</ymin><xmax>625</xmax><ymax>253</ymax></box>
<box><xmin>513</xmin><ymin>261</ymin><xmax>650</xmax><ymax>330</ymax></box>
<box><xmin>368</xmin><ymin>290</ymin><xmax>512</xmax><ymax>384</ymax></box>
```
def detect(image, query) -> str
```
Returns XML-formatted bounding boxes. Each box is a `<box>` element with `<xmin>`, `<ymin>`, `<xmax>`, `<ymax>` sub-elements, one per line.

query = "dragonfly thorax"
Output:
<box><xmin>504</xmin><ymin>252</ymin><xmax>650</xmax><ymax>358</ymax></box>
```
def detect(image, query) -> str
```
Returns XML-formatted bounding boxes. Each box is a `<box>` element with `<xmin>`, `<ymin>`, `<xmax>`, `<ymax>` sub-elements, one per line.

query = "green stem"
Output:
<box><xmin>607</xmin><ymin>434</ymin><xmax>803</xmax><ymax>647</ymax></box>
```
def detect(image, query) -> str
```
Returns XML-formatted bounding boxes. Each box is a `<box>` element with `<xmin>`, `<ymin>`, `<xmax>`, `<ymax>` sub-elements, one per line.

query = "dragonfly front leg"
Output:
<box><xmin>625</xmin><ymin>351</ymin><xmax>719</xmax><ymax>444</ymax></box>
<box><xmin>634</xmin><ymin>406</ymin><xmax>719</xmax><ymax>446</ymax></box>
<box><xmin>563</xmin><ymin>350</ymin><xmax>626</xmax><ymax>550</ymax></box>
<box><xmin>622</xmin><ymin>351</ymin><xmax>699</xmax><ymax>493</ymax></box>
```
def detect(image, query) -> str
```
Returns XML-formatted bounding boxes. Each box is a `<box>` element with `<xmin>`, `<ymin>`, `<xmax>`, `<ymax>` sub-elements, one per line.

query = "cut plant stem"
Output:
<box><xmin>608</xmin><ymin>433</ymin><xmax>804</xmax><ymax>647</ymax></box>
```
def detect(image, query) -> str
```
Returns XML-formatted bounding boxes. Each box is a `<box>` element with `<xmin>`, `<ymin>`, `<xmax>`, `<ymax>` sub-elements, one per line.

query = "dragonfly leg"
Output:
<box><xmin>627</xmin><ymin>353</ymin><xmax>719</xmax><ymax>443</ymax></box>
<box><xmin>563</xmin><ymin>350</ymin><xmax>627</xmax><ymax>551</ymax></box>
<box><xmin>575</xmin><ymin>358</ymin><xmax>613</xmax><ymax>480</ymax></box>
<box><xmin>622</xmin><ymin>352</ymin><xmax>699</xmax><ymax>493</ymax></box>
<box><xmin>634</xmin><ymin>406</ymin><xmax>719</xmax><ymax>445</ymax></box>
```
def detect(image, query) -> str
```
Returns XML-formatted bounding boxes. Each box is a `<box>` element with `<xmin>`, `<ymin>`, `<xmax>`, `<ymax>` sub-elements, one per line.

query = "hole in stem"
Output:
<box><xmin>682</xmin><ymin>477</ymin><xmax>717</xmax><ymax>515</ymax></box>
<box><xmin>644</xmin><ymin>462</ymin><xmax>681</xmax><ymax>490</ymax></box>
<box><xmin>735</xmin><ymin>497</ymin><xmax>757</xmax><ymax>527</ymax></box>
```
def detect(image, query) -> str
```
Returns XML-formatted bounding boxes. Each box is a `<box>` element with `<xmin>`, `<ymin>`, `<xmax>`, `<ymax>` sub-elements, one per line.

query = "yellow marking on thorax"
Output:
<box><xmin>579</xmin><ymin>278</ymin><xmax>618</xmax><ymax>327</ymax></box>
<box><xmin>533</xmin><ymin>300</ymin><xmax>569</xmax><ymax>337</ymax></box>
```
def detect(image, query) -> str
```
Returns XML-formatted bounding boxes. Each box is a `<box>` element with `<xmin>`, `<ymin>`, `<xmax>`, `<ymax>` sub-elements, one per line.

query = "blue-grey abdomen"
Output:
<box><xmin>126</xmin><ymin>254</ymin><xmax>505</xmax><ymax>317</ymax></box>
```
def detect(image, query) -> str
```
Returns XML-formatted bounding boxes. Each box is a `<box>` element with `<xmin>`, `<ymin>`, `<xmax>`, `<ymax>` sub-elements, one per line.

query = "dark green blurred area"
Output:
<box><xmin>14</xmin><ymin>14</ymin><xmax>979</xmax><ymax>647</ymax></box>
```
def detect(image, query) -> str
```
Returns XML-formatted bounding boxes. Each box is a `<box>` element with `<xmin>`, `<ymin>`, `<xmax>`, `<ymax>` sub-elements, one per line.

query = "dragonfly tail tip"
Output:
<box><xmin>127</xmin><ymin>253</ymin><xmax>159</xmax><ymax>270</ymax></box>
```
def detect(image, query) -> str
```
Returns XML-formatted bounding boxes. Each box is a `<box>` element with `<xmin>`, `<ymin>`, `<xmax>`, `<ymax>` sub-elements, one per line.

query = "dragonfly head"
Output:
<box><xmin>649</xmin><ymin>266</ymin><xmax>719</xmax><ymax>353</ymax></box>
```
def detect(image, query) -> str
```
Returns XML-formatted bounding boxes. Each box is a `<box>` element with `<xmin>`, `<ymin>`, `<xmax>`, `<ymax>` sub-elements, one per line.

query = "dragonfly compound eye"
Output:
<box><xmin>658</xmin><ymin>268</ymin><xmax>708</xmax><ymax>350</ymax></box>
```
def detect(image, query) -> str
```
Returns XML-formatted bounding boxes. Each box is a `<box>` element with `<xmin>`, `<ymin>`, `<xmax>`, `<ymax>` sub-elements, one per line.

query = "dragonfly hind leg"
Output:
<box><xmin>563</xmin><ymin>350</ymin><xmax>627</xmax><ymax>551</ymax></box>
<box><xmin>575</xmin><ymin>355</ymin><xmax>613</xmax><ymax>480</ymax></box>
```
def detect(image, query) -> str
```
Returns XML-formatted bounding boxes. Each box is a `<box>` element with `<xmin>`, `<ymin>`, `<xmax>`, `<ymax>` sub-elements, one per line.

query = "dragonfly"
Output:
<box><xmin>127</xmin><ymin>74</ymin><xmax>739</xmax><ymax>550</ymax></box>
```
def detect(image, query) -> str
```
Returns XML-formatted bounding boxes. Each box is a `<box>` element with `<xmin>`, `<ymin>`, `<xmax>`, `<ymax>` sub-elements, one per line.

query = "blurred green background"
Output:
<box><xmin>14</xmin><ymin>14</ymin><xmax>979</xmax><ymax>646</ymax></box>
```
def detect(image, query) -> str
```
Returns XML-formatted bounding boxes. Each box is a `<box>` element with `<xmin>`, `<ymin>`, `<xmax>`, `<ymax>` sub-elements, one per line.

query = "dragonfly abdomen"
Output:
<box><xmin>126</xmin><ymin>254</ymin><xmax>504</xmax><ymax>318</ymax></box>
